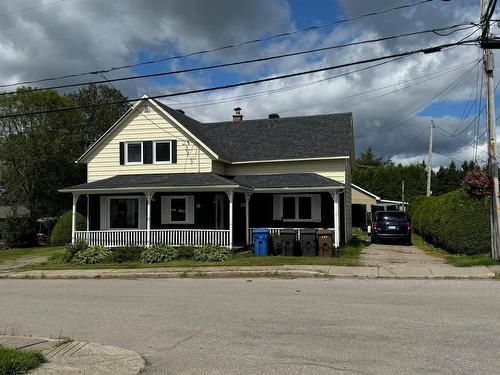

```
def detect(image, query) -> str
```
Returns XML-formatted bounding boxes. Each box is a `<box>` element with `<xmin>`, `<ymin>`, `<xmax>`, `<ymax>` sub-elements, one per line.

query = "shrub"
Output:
<box><xmin>111</xmin><ymin>246</ymin><xmax>145</xmax><ymax>263</ymax></box>
<box><xmin>462</xmin><ymin>170</ymin><xmax>491</xmax><ymax>198</ymax></box>
<box><xmin>270</xmin><ymin>233</ymin><xmax>281</xmax><ymax>255</ymax></box>
<box><xmin>140</xmin><ymin>244</ymin><xmax>178</xmax><ymax>263</ymax></box>
<box><xmin>411</xmin><ymin>188</ymin><xmax>490</xmax><ymax>255</ymax></box>
<box><xmin>176</xmin><ymin>246</ymin><xmax>195</xmax><ymax>259</ymax></box>
<box><xmin>192</xmin><ymin>245</ymin><xmax>230</xmax><ymax>262</ymax></box>
<box><xmin>0</xmin><ymin>215</ymin><xmax>37</xmax><ymax>248</ymax></box>
<box><xmin>50</xmin><ymin>211</ymin><xmax>86</xmax><ymax>246</ymax></box>
<box><xmin>63</xmin><ymin>240</ymin><xmax>88</xmax><ymax>262</ymax></box>
<box><xmin>72</xmin><ymin>246</ymin><xmax>112</xmax><ymax>265</ymax></box>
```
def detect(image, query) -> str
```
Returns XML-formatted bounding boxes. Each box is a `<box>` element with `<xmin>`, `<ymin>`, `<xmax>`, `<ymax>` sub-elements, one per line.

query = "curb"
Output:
<box><xmin>0</xmin><ymin>335</ymin><xmax>145</xmax><ymax>375</ymax></box>
<box><xmin>0</xmin><ymin>265</ymin><xmax>496</xmax><ymax>280</ymax></box>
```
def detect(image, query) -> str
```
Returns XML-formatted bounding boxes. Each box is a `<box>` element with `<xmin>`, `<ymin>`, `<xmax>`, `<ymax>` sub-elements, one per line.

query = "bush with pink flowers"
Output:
<box><xmin>462</xmin><ymin>170</ymin><xmax>491</xmax><ymax>198</ymax></box>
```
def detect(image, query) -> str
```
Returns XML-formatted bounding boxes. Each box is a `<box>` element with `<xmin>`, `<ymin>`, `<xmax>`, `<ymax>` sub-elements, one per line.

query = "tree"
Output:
<box><xmin>71</xmin><ymin>84</ymin><xmax>129</xmax><ymax>149</ymax></box>
<box><xmin>0</xmin><ymin>88</ymin><xmax>85</xmax><ymax>218</ymax></box>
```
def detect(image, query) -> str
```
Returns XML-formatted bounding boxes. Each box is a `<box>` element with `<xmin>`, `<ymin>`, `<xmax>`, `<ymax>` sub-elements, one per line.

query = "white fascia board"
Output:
<box><xmin>150</xmin><ymin>99</ymin><xmax>222</xmax><ymax>161</ymax></box>
<box><xmin>76</xmin><ymin>99</ymin><xmax>144</xmax><ymax>163</ymax></box>
<box><xmin>252</xmin><ymin>186</ymin><xmax>344</xmax><ymax>193</ymax></box>
<box><xmin>230</xmin><ymin>156</ymin><xmax>349</xmax><ymax>164</ymax></box>
<box><xmin>351</xmin><ymin>183</ymin><xmax>381</xmax><ymax>201</ymax></box>
<box><xmin>379</xmin><ymin>199</ymin><xmax>407</xmax><ymax>205</ymax></box>
<box><xmin>59</xmin><ymin>185</ymin><xmax>251</xmax><ymax>194</ymax></box>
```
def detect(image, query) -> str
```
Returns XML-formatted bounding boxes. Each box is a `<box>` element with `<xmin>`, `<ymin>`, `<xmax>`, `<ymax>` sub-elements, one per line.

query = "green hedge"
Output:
<box><xmin>411</xmin><ymin>189</ymin><xmax>490</xmax><ymax>255</ymax></box>
<box><xmin>50</xmin><ymin>210</ymin><xmax>86</xmax><ymax>246</ymax></box>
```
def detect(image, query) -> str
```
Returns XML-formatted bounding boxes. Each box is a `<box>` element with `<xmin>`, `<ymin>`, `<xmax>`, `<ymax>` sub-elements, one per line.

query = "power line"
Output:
<box><xmin>0</xmin><ymin>22</ymin><xmax>477</xmax><ymax>97</ymax></box>
<box><xmin>0</xmin><ymin>0</ymin><xmax>437</xmax><ymax>89</ymax></box>
<box><xmin>0</xmin><ymin>38</ymin><xmax>476</xmax><ymax>120</ymax></box>
<box><xmin>265</xmin><ymin>59</ymin><xmax>477</xmax><ymax>118</ymax></box>
<box><xmin>355</xmin><ymin>59</ymin><xmax>480</xmax><ymax>139</ymax></box>
<box><xmin>0</xmin><ymin>0</ymin><xmax>68</xmax><ymax>18</ymax></box>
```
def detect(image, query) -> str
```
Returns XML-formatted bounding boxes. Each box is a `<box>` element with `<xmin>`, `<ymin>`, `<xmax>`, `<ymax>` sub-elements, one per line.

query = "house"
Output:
<box><xmin>351</xmin><ymin>183</ymin><xmax>405</xmax><ymax>229</ymax></box>
<box><xmin>60</xmin><ymin>96</ymin><xmax>354</xmax><ymax>250</ymax></box>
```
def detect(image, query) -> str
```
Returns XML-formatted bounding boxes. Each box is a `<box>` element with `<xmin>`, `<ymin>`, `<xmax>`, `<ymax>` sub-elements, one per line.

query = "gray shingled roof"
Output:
<box><xmin>60</xmin><ymin>173</ymin><xmax>342</xmax><ymax>192</ymax></box>
<box><xmin>61</xmin><ymin>173</ymin><xmax>239</xmax><ymax>192</ymax></box>
<box><xmin>228</xmin><ymin>173</ymin><xmax>342</xmax><ymax>189</ymax></box>
<box><xmin>154</xmin><ymin>100</ymin><xmax>353</xmax><ymax>162</ymax></box>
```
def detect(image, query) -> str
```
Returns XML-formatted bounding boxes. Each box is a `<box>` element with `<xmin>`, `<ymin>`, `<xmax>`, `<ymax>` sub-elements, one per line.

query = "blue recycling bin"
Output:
<box><xmin>253</xmin><ymin>228</ymin><xmax>270</xmax><ymax>256</ymax></box>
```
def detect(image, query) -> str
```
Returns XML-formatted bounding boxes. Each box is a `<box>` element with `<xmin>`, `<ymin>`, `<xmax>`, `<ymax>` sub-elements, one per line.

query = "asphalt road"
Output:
<box><xmin>1</xmin><ymin>278</ymin><xmax>499</xmax><ymax>374</ymax></box>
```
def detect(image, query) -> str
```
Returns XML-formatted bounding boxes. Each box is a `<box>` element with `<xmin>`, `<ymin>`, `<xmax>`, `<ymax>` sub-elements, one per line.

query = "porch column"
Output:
<box><xmin>330</xmin><ymin>191</ymin><xmax>340</xmax><ymax>248</ymax></box>
<box><xmin>71</xmin><ymin>193</ymin><xmax>80</xmax><ymax>245</ymax></box>
<box><xmin>86</xmin><ymin>195</ymin><xmax>90</xmax><ymax>232</ymax></box>
<box><xmin>226</xmin><ymin>190</ymin><xmax>234</xmax><ymax>249</ymax></box>
<box><xmin>245</xmin><ymin>192</ymin><xmax>252</xmax><ymax>245</ymax></box>
<box><xmin>145</xmin><ymin>192</ymin><xmax>154</xmax><ymax>247</ymax></box>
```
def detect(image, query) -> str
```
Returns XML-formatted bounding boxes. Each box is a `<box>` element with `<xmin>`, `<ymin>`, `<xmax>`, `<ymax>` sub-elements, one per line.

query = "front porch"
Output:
<box><xmin>61</xmin><ymin>173</ymin><xmax>344</xmax><ymax>250</ymax></box>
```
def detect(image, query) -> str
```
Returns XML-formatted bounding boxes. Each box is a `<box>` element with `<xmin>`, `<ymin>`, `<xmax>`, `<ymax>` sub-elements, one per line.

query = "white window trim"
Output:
<box><xmin>101</xmin><ymin>195</ymin><xmax>146</xmax><ymax>230</ymax></box>
<box><xmin>125</xmin><ymin>141</ymin><xmax>143</xmax><ymax>165</ymax></box>
<box><xmin>277</xmin><ymin>194</ymin><xmax>320</xmax><ymax>223</ymax></box>
<box><xmin>153</xmin><ymin>140</ymin><xmax>173</xmax><ymax>164</ymax></box>
<box><xmin>161</xmin><ymin>195</ymin><xmax>194</xmax><ymax>224</ymax></box>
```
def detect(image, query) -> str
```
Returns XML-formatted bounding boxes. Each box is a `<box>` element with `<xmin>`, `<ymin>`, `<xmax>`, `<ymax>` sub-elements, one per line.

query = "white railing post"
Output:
<box><xmin>245</xmin><ymin>192</ymin><xmax>252</xmax><ymax>245</ymax></box>
<box><xmin>71</xmin><ymin>193</ymin><xmax>80</xmax><ymax>245</ymax></box>
<box><xmin>145</xmin><ymin>192</ymin><xmax>154</xmax><ymax>247</ymax></box>
<box><xmin>330</xmin><ymin>191</ymin><xmax>340</xmax><ymax>248</ymax></box>
<box><xmin>226</xmin><ymin>190</ymin><xmax>234</xmax><ymax>249</ymax></box>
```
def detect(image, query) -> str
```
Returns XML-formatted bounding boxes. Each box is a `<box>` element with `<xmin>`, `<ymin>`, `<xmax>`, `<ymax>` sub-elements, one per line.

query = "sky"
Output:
<box><xmin>0</xmin><ymin>0</ymin><xmax>497</xmax><ymax>168</ymax></box>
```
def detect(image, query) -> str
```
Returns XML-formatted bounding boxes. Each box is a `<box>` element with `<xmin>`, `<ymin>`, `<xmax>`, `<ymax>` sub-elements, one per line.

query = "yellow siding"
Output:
<box><xmin>225</xmin><ymin>159</ymin><xmax>346</xmax><ymax>183</ymax></box>
<box><xmin>87</xmin><ymin>103</ymin><xmax>213</xmax><ymax>182</ymax></box>
<box><xmin>211</xmin><ymin>160</ymin><xmax>227</xmax><ymax>175</ymax></box>
<box><xmin>352</xmin><ymin>188</ymin><xmax>378</xmax><ymax>211</ymax></box>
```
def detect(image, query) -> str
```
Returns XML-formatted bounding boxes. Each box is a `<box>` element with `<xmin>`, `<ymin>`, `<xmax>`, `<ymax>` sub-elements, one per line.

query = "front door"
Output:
<box><xmin>214</xmin><ymin>194</ymin><xmax>225</xmax><ymax>229</ymax></box>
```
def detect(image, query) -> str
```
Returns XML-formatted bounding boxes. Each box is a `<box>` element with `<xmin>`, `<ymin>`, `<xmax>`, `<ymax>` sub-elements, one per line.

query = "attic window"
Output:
<box><xmin>143</xmin><ymin>105</ymin><xmax>151</xmax><ymax>113</ymax></box>
<box><xmin>125</xmin><ymin>142</ymin><xmax>143</xmax><ymax>164</ymax></box>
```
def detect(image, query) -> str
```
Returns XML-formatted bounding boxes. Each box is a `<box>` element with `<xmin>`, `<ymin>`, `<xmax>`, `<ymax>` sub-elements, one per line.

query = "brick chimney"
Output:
<box><xmin>232</xmin><ymin>107</ymin><xmax>243</xmax><ymax>122</ymax></box>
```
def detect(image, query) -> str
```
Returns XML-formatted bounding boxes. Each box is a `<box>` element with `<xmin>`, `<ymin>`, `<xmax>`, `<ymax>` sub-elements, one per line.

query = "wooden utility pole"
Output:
<box><xmin>480</xmin><ymin>0</ymin><xmax>500</xmax><ymax>259</ymax></box>
<box><xmin>401</xmin><ymin>180</ymin><xmax>405</xmax><ymax>212</ymax></box>
<box><xmin>426</xmin><ymin>120</ymin><xmax>434</xmax><ymax>197</ymax></box>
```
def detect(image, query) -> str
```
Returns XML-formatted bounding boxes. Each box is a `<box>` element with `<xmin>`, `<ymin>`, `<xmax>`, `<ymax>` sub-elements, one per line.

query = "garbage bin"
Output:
<box><xmin>317</xmin><ymin>229</ymin><xmax>333</xmax><ymax>257</ymax></box>
<box><xmin>300</xmin><ymin>229</ymin><xmax>317</xmax><ymax>257</ymax></box>
<box><xmin>252</xmin><ymin>228</ymin><xmax>269</xmax><ymax>256</ymax></box>
<box><xmin>280</xmin><ymin>229</ymin><xmax>296</xmax><ymax>256</ymax></box>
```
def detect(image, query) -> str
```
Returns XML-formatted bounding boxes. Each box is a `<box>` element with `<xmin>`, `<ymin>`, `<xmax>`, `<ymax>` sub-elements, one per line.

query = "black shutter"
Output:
<box><xmin>119</xmin><ymin>142</ymin><xmax>125</xmax><ymax>165</ymax></box>
<box><xmin>172</xmin><ymin>140</ymin><xmax>177</xmax><ymax>163</ymax></box>
<box><xmin>143</xmin><ymin>141</ymin><xmax>153</xmax><ymax>164</ymax></box>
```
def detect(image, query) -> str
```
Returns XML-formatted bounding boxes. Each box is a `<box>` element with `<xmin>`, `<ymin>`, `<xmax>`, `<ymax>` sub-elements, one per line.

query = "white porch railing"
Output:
<box><xmin>75</xmin><ymin>229</ymin><xmax>230</xmax><ymax>247</ymax></box>
<box><xmin>248</xmin><ymin>227</ymin><xmax>335</xmax><ymax>243</ymax></box>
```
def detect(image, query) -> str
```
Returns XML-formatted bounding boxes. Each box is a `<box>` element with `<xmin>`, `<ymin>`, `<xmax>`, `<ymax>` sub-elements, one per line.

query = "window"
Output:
<box><xmin>143</xmin><ymin>105</ymin><xmax>150</xmax><ymax>113</ymax></box>
<box><xmin>273</xmin><ymin>194</ymin><xmax>320</xmax><ymax>222</ymax></box>
<box><xmin>161</xmin><ymin>196</ymin><xmax>194</xmax><ymax>224</ymax></box>
<box><xmin>125</xmin><ymin>142</ymin><xmax>142</xmax><ymax>164</ymax></box>
<box><xmin>154</xmin><ymin>141</ymin><xmax>172</xmax><ymax>163</ymax></box>
<box><xmin>109</xmin><ymin>198</ymin><xmax>138</xmax><ymax>228</ymax></box>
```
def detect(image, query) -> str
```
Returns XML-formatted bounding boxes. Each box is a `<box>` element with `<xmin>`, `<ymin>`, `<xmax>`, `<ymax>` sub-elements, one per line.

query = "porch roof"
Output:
<box><xmin>228</xmin><ymin>173</ymin><xmax>343</xmax><ymax>191</ymax></box>
<box><xmin>59</xmin><ymin>173</ymin><xmax>243</xmax><ymax>194</ymax></box>
<box><xmin>60</xmin><ymin>172</ymin><xmax>343</xmax><ymax>194</ymax></box>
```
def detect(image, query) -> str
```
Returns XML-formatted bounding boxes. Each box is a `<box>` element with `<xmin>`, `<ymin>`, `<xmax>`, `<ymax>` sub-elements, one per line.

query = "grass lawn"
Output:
<box><xmin>22</xmin><ymin>235</ymin><xmax>367</xmax><ymax>271</ymax></box>
<box><xmin>412</xmin><ymin>233</ymin><xmax>500</xmax><ymax>267</ymax></box>
<box><xmin>0</xmin><ymin>246</ymin><xmax>65</xmax><ymax>264</ymax></box>
<box><xmin>0</xmin><ymin>345</ymin><xmax>45</xmax><ymax>375</ymax></box>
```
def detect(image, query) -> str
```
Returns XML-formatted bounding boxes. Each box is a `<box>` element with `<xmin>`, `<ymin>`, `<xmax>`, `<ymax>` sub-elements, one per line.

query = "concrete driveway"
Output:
<box><xmin>359</xmin><ymin>242</ymin><xmax>494</xmax><ymax>278</ymax></box>
<box><xmin>361</xmin><ymin>243</ymin><xmax>445</xmax><ymax>267</ymax></box>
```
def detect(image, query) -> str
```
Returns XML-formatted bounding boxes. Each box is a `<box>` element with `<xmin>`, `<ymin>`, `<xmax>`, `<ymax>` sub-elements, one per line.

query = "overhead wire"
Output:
<box><xmin>0</xmin><ymin>38</ymin><xmax>477</xmax><ymax>120</ymax></box>
<box><xmin>0</xmin><ymin>0</ymin><xmax>437</xmax><ymax>89</ymax></box>
<box><xmin>0</xmin><ymin>22</ymin><xmax>478</xmax><ymax>97</ymax></box>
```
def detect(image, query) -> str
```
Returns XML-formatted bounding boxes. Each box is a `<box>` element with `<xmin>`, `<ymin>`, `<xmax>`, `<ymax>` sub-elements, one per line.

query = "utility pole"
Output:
<box><xmin>480</xmin><ymin>0</ymin><xmax>500</xmax><ymax>259</ymax></box>
<box><xmin>401</xmin><ymin>180</ymin><xmax>405</xmax><ymax>212</ymax></box>
<box><xmin>426</xmin><ymin>120</ymin><xmax>434</xmax><ymax>197</ymax></box>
